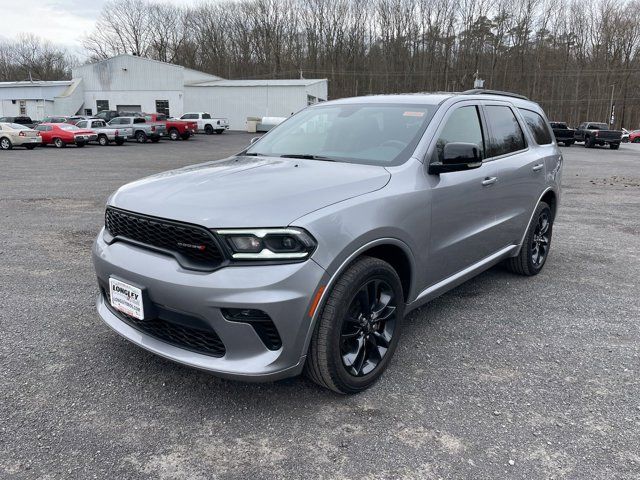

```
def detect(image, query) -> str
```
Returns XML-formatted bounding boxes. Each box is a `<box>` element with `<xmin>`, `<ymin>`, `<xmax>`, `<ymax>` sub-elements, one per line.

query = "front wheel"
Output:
<box><xmin>610</xmin><ymin>143</ymin><xmax>620</xmax><ymax>150</ymax></box>
<box><xmin>204</xmin><ymin>125</ymin><xmax>214</xmax><ymax>135</ymax></box>
<box><xmin>305</xmin><ymin>256</ymin><xmax>404</xmax><ymax>394</ymax></box>
<box><xmin>98</xmin><ymin>135</ymin><xmax>109</xmax><ymax>146</ymax></box>
<box><xmin>135</xmin><ymin>131</ymin><xmax>147</xmax><ymax>143</ymax></box>
<box><xmin>169</xmin><ymin>128</ymin><xmax>180</xmax><ymax>141</ymax></box>
<box><xmin>505</xmin><ymin>201</ymin><xmax>553</xmax><ymax>276</ymax></box>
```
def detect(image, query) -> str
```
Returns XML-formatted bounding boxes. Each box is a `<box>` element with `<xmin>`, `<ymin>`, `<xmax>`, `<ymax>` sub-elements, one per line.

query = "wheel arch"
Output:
<box><xmin>515</xmin><ymin>187</ymin><xmax>558</xmax><ymax>255</ymax></box>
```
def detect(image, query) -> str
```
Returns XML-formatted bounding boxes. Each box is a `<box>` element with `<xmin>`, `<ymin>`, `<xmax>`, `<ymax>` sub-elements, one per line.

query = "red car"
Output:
<box><xmin>629</xmin><ymin>130</ymin><xmax>640</xmax><ymax>143</ymax></box>
<box><xmin>35</xmin><ymin>123</ymin><xmax>98</xmax><ymax>148</ymax></box>
<box><xmin>143</xmin><ymin>113</ymin><xmax>197</xmax><ymax>141</ymax></box>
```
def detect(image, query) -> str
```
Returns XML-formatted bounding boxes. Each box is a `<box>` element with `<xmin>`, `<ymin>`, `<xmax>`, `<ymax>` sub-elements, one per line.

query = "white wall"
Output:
<box><xmin>184</xmin><ymin>85</ymin><xmax>311</xmax><ymax>130</ymax></box>
<box><xmin>80</xmin><ymin>91</ymin><xmax>184</xmax><ymax>117</ymax></box>
<box><xmin>0</xmin><ymin>99</ymin><xmax>54</xmax><ymax>119</ymax></box>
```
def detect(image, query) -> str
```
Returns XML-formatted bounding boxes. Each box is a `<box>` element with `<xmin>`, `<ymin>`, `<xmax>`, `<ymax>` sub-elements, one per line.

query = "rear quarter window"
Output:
<box><xmin>519</xmin><ymin>109</ymin><xmax>553</xmax><ymax>145</ymax></box>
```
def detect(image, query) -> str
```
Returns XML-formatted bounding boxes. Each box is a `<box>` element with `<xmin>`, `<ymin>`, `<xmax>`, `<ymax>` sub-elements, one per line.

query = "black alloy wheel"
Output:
<box><xmin>305</xmin><ymin>256</ymin><xmax>405</xmax><ymax>394</ymax></box>
<box><xmin>340</xmin><ymin>279</ymin><xmax>397</xmax><ymax>377</ymax></box>
<box><xmin>531</xmin><ymin>209</ymin><xmax>551</xmax><ymax>268</ymax></box>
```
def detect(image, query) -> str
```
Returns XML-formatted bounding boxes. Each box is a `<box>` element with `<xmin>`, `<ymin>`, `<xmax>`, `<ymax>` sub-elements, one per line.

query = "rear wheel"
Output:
<box><xmin>98</xmin><ymin>134</ymin><xmax>109</xmax><ymax>146</ymax></box>
<box><xmin>305</xmin><ymin>256</ymin><xmax>404</xmax><ymax>394</ymax></box>
<box><xmin>633</xmin><ymin>137</ymin><xmax>640</xmax><ymax>143</ymax></box>
<box><xmin>76</xmin><ymin>142</ymin><xmax>86</xmax><ymax>148</ymax></box>
<box><xmin>204</xmin><ymin>124</ymin><xmax>214</xmax><ymax>135</ymax></box>
<box><xmin>115</xmin><ymin>138</ymin><xmax>125</xmax><ymax>146</ymax></box>
<box><xmin>505</xmin><ymin>202</ymin><xmax>553</xmax><ymax>276</ymax></box>
<box><xmin>54</xmin><ymin>138</ymin><xmax>65</xmax><ymax>148</ymax></box>
<box><xmin>169</xmin><ymin>128</ymin><xmax>180</xmax><ymax>141</ymax></box>
<box><xmin>150</xmin><ymin>137</ymin><xmax>160</xmax><ymax>143</ymax></box>
<box><xmin>0</xmin><ymin>137</ymin><xmax>12</xmax><ymax>150</ymax></box>
<box><xmin>564</xmin><ymin>141</ymin><xmax>572</xmax><ymax>147</ymax></box>
<box><xmin>584</xmin><ymin>136</ymin><xmax>594</xmax><ymax>148</ymax></box>
<box><xmin>610</xmin><ymin>142</ymin><xmax>620</xmax><ymax>150</ymax></box>
<box><xmin>180</xmin><ymin>133</ymin><xmax>191</xmax><ymax>140</ymax></box>
<box><xmin>25</xmin><ymin>144</ymin><xmax>37</xmax><ymax>150</ymax></box>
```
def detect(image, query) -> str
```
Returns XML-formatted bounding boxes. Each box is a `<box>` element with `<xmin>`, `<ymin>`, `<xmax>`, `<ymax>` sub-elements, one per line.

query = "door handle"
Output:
<box><xmin>532</xmin><ymin>163</ymin><xmax>544</xmax><ymax>172</ymax></box>
<box><xmin>482</xmin><ymin>176</ymin><xmax>497</xmax><ymax>186</ymax></box>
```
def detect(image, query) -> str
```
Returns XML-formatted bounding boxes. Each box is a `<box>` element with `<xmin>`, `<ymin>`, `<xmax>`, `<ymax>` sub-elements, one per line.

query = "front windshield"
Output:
<box><xmin>59</xmin><ymin>124</ymin><xmax>79</xmax><ymax>131</ymax></box>
<box><xmin>246</xmin><ymin>103</ymin><xmax>437</xmax><ymax>166</ymax></box>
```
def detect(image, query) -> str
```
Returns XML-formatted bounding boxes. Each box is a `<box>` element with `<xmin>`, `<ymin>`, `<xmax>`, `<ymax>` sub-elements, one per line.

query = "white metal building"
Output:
<box><xmin>0</xmin><ymin>55</ymin><xmax>327</xmax><ymax>129</ymax></box>
<box><xmin>0</xmin><ymin>80</ymin><xmax>71</xmax><ymax>119</ymax></box>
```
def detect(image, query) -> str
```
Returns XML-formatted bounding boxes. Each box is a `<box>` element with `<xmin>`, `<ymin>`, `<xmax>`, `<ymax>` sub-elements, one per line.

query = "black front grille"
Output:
<box><xmin>103</xmin><ymin>288</ymin><xmax>226</xmax><ymax>357</ymax></box>
<box><xmin>105</xmin><ymin>207</ymin><xmax>224</xmax><ymax>270</ymax></box>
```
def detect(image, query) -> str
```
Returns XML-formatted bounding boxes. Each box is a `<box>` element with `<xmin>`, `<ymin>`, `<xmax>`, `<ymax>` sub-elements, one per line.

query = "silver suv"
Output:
<box><xmin>93</xmin><ymin>90</ymin><xmax>562</xmax><ymax>393</ymax></box>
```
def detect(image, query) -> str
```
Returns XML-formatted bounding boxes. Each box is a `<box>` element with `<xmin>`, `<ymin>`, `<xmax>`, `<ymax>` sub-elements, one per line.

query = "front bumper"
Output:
<box><xmin>92</xmin><ymin>229</ymin><xmax>328</xmax><ymax>381</ymax></box>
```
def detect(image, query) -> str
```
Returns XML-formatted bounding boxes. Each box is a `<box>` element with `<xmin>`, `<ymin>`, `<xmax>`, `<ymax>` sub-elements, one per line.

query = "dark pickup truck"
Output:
<box><xmin>550</xmin><ymin>122</ymin><xmax>575</xmax><ymax>146</ymax></box>
<box><xmin>575</xmin><ymin>122</ymin><xmax>622</xmax><ymax>149</ymax></box>
<box><xmin>0</xmin><ymin>116</ymin><xmax>38</xmax><ymax>128</ymax></box>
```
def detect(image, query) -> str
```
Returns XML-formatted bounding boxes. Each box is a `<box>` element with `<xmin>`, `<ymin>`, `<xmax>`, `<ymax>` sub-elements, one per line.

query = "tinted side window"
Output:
<box><xmin>434</xmin><ymin>106</ymin><xmax>484</xmax><ymax>162</ymax></box>
<box><xmin>202</xmin><ymin>113</ymin><xmax>211</xmax><ymax>119</ymax></box>
<box><xmin>485</xmin><ymin>106</ymin><xmax>526</xmax><ymax>157</ymax></box>
<box><xmin>133</xmin><ymin>118</ymin><xmax>145</xmax><ymax>124</ymax></box>
<box><xmin>519</xmin><ymin>109</ymin><xmax>552</xmax><ymax>145</ymax></box>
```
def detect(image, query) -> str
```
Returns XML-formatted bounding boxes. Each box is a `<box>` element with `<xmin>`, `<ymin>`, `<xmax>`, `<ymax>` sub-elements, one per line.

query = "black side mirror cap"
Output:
<box><xmin>428</xmin><ymin>142</ymin><xmax>483</xmax><ymax>174</ymax></box>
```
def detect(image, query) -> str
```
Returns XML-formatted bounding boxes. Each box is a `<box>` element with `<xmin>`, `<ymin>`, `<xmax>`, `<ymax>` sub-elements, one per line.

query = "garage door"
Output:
<box><xmin>117</xmin><ymin>105</ymin><xmax>142</xmax><ymax>113</ymax></box>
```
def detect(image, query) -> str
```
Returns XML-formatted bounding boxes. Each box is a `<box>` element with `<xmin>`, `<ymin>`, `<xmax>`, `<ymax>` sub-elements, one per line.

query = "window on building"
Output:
<box><xmin>19</xmin><ymin>100</ymin><xmax>26</xmax><ymax>115</ymax></box>
<box><xmin>96</xmin><ymin>100</ymin><xmax>109</xmax><ymax>112</ymax></box>
<box><xmin>484</xmin><ymin>105</ymin><xmax>526</xmax><ymax>157</ymax></box>
<box><xmin>307</xmin><ymin>95</ymin><xmax>318</xmax><ymax>106</ymax></box>
<box><xmin>84</xmin><ymin>108</ymin><xmax>93</xmax><ymax>116</ymax></box>
<box><xmin>155</xmin><ymin>100</ymin><xmax>170</xmax><ymax>116</ymax></box>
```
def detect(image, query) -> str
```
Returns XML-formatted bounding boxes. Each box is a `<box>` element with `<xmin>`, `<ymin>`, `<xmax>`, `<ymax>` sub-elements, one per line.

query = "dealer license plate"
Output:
<box><xmin>109</xmin><ymin>278</ymin><xmax>144</xmax><ymax>320</ymax></box>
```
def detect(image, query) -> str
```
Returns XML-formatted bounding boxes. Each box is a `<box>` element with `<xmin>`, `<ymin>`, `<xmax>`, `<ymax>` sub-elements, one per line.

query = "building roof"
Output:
<box><xmin>0</xmin><ymin>80</ymin><xmax>72</xmax><ymax>88</ymax></box>
<box><xmin>189</xmin><ymin>79</ymin><xmax>327</xmax><ymax>87</ymax></box>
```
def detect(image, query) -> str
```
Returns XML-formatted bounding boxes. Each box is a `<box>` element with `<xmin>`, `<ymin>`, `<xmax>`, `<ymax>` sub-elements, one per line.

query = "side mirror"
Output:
<box><xmin>250</xmin><ymin>137</ymin><xmax>260</xmax><ymax>144</ymax></box>
<box><xmin>429</xmin><ymin>142</ymin><xmax>483</xmax><ymax>174</ymax></box>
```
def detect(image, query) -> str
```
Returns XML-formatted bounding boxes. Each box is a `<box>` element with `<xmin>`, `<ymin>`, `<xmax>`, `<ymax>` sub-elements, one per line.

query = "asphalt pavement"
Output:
<box><xmin>1</xmin><ymin>133</ymin><xmax>639</xmax><ymax>479</ymax></box>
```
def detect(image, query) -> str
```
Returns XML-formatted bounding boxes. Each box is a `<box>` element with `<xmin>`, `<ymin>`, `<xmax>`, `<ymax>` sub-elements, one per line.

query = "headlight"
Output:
<box><xmin>214</xmin><ymin>228</ymin><xmax>316</xmax><ymax>261</ymax></box>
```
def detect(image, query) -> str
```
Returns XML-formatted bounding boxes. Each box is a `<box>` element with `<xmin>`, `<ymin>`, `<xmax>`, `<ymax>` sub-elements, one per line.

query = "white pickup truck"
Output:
<box><xmin>179</xmin><ymin>112</ymin><xmax>229</xmax><ymax>134</ymax></box>
<box><xmin>75</xmin><ymin>118</ymin><xmax>132</xmax><ymax>146</ymax></box>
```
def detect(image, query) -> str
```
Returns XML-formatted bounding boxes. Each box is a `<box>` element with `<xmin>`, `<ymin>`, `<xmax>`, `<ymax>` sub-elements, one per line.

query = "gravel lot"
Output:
<box><xmin>1</xmin><ymin>133</ymin><xmax>639</xmax><ymax>479</ymax></box>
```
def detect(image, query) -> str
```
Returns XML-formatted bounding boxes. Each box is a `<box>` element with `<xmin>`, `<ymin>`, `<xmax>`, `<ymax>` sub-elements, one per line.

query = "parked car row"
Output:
<box><xmin>0</xmin><ymin>111</ymin><xmax>229</xmax><ymax>150</ymax></box>
<box><xmin>550</xmin><ymin>121</ymin><xmax>631</xmax><ymax>149</ymax></box>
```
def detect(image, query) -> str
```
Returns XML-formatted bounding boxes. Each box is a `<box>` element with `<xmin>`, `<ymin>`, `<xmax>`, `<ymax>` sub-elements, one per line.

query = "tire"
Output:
<box><xmin>584</xmin><ymin>136</ymin><xmax>594</xmax><ymax>148</ymax></box>
<box><xmin>115</xmin><ymin>139</ymin><xmax>125</xmax><ymax>146</ymax></box>
<box><xmin>505</xmin><ymin>202</ymin><xmax>553</xmax><ymax>276</ymax></box>
<box><xmin>54</xmin><ymin>138</ymin><xmax>65</xmax><ymax>148</ymax></box>
<box><xmin>98</xmin><ymin>135</ymin><xmax>109</xmax><ymax>146</ymax></box>
<box><xmin>0</xmin><ymin>137</ymin><xmax>12</xmax><ymax>150</ymax></box>
<box><xmin>204</xmin><ymin>124</ymin><xmax>214</xmax><ymax>135</ymax></box>
<box><xmin>633</xmin><ymin>137</ymin><xmax>640</xmax><ymax>143</ymax></box>
<box><xmin>215</xmin><ymin>129</ymin><xmax>224</xmax><ymax>134</ymax></box>
<box><xmin>610</xmin><ymin>143</ymin><xmax>620</xmax><ymax>150</ymax></box>
<box><xmin>564</xmin><ymin>141</ymin><xmax>572</xmax><ymax>147</ymax></box>
<box><xmin>135</xmin><ymin>131</ymin><xmax>147</xmax><ymax>143</ymax></box>
<box><xmin>305</xmin><ymin>256</ymin><xmax>405</xmax><ymax>394</ymax></box>
<box><xmin>25</xmin><ymin>144</ymin><xmax>37</xmax><ymax>150</ymax></box>
<box><xmin>180</xmin><ymin>133</ymin><xmax>191</xmax><ymax>140</ymax></box>
<box><xmin>76</xmin><ymin>142</ymin><xmax>85</xmax><ymax>148</ymax></box>
<box><xmin>150</xmin><ymin>137</ymin><xmax>160</xmax><ymax>143</ymax></box>
<box><xmin>169</xmin><ymin>128</ymin><xmax>180</xmax><ymax>141</ymax></box>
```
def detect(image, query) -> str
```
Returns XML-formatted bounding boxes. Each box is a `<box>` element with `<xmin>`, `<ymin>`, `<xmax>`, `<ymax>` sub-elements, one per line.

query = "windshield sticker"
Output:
<box><xmin>403</xmin><ymin>111</ymin><xmax>425</xmax><ymax>117</ymax></box>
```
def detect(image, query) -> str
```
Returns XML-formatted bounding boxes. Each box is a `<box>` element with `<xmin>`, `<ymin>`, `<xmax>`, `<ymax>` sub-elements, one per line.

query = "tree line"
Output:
<box><xmin>6</xmin><ymin>0</ymin><xmax>640</xmax><ymax>128</ymax></box>
<box><xmin>0</xmin><ymin>34</ymin><xmax>75</xmax><ymax>82</ymax></box>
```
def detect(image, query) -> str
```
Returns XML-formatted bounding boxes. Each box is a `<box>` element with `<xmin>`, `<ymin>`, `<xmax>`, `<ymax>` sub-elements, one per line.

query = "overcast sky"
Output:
<box><xmin>1</xmin><ymin>0</ymin><xmax>201</xmax><ymax>56</ymax></box>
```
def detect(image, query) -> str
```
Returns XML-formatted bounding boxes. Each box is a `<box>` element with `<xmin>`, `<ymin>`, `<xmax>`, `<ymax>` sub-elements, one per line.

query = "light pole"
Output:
<box><xmin>608</xmin><ymin>84</ymin><xmax>615</xmax><ymax>126</ymax></box>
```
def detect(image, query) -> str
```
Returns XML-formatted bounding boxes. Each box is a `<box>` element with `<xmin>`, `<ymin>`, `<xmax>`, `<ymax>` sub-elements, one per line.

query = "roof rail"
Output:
<box><xmin>461</xmin><ymin>89</ymin><xmax>529</xmax><ymax>100</ymax></box>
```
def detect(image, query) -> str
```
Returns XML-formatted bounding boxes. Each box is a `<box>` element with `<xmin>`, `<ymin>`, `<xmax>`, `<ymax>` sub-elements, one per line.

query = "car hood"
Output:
<box><xmin>108</xmin><ymin>156</ymin><xmax>391</xmax><ymax>227</ymax></box>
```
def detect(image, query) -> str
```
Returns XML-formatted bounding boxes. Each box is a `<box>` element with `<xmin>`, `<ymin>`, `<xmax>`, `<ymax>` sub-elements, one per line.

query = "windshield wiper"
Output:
<box><xmin>278</xmin><ymin>154</ymin><xmax>335</xmax><ymax>162</ymax></box>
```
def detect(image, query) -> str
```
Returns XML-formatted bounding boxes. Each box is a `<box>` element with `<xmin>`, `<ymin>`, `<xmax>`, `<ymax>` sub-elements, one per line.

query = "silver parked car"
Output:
<box><xmin>93</xmin><ymin>90</ymin><xmax>563</xmax><ymax>393</ymax></box>
<box><xmin>0</xmin><ymin>122</ymin><xmax>42</xmax><ymax>150</ymax></box>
